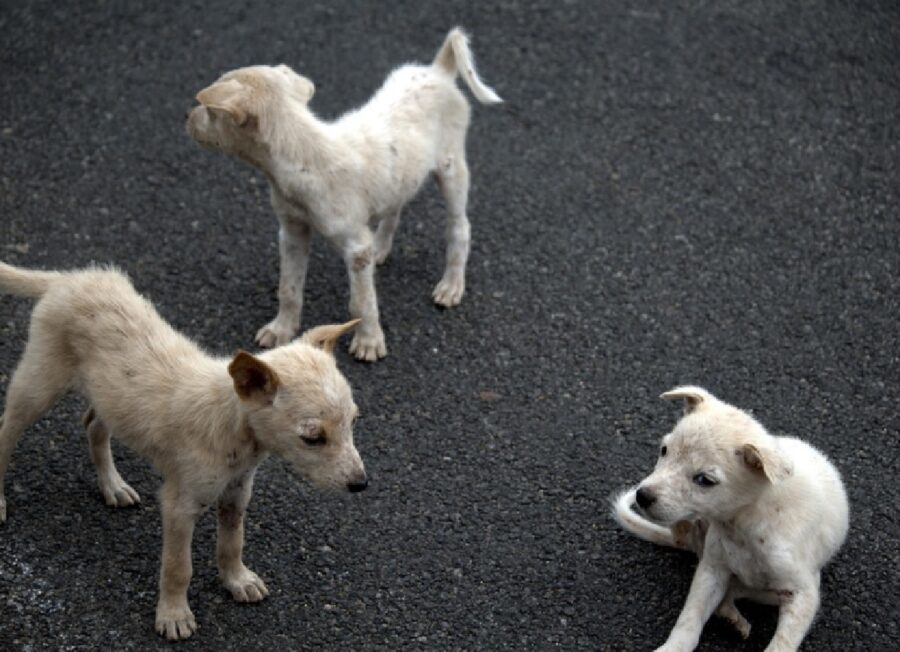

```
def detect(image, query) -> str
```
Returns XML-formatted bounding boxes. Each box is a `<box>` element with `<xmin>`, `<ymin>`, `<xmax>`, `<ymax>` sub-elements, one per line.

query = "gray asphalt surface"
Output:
<box><xmin>1</xmin><ymin>1</ymin><xmax>898</xmax><ymax>650</ymax></box>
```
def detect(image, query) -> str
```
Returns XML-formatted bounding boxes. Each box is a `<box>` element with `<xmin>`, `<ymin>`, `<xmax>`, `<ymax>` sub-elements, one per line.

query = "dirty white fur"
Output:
<box><xmin>0</xmin><ymin>261</ymin><xmax>367</xmax><ymax>640</ymax></box>
<box><xmin>613</xmin><ymin>386</ymin><xmax>848</xmax><ymax>652</ymax></box>
<box><xmin>186</xmin><ymin>27</ymin><xmax>502</xmax><ymax>361</ymax></box>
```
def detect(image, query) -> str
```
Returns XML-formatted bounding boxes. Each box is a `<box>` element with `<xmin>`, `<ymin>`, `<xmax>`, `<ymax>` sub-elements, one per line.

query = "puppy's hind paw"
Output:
<box><xmin>432</xmin><ymin>277</ymin><xmax>465</xmax><ymax>307</ymax></box>
<box><xmin>349</xmin><ymin>330</ymin><xmax>387</xmax><ymax>362</ymax></box>
<box><xmin>717</xmin><ymin>601</ymin><xmax>751</xmax><ymax>639</ymax></box>
<box><xmin>223</xmin><ymin>567</ymin><xmax>270</xmax><ymax>603</ymax></box>
<box><xmin>373</xmin><ymin>244</ymin><xmax>392</xmax><ymax>265</ymax></box>
<box><xmin>255</xmin><ymin>320</ymin><xmax>297</xmax><ymax>349</ymax></box>
<box><xmin>99</xmin><ymin>473</ymin><xmax>141</xmax><ymax>508</ymax></box>
<box><xmin>155</xmin><ymin>604</ymin><xmax>198</xmax><ymax>640</ymax></box>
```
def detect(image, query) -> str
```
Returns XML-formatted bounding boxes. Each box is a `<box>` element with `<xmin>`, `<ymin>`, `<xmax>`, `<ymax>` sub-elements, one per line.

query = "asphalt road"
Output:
<box><xmin>1</xmin><ymin>1</ymin><xmax>898</xmax><ymax>650</ymax></box>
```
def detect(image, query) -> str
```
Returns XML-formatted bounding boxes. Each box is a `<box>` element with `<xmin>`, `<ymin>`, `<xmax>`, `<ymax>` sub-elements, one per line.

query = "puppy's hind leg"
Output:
<box><xmin>0</xmin><ymin>338</ymin><xmax>74</xmax><ymax>522</ymax></box>
<box><xmin>716</xmin><ymin>584</ymin><xmax>751</xmax><ymax>640</ymax></box>
<box><xmin>433</xmin><ymin>148</ymin><xmax>471</xmax><ymax>308</ymax></box>
<box><xmin>83</xmin><ymin>407</ymin><xmax>140</xmax><ymax>508</ymax></box>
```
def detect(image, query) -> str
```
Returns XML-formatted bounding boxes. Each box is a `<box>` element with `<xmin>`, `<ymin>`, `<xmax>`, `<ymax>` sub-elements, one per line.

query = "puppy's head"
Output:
<box><xmin>633</xmin><ymin>386</ymin><xmax>792</xmax><ymax>524</ymax></box>
<box><xmin>227</xmin><ymin>319</ymin><xmax>367</xmax><ymax>494</ymax></box>
<box><xmin>186</xmin><ymin>64</ymin><xmax>316</xmax><ymax>163</ymax></box>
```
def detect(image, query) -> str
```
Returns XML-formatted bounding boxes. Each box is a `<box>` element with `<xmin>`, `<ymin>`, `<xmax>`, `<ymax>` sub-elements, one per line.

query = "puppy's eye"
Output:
<box><xmin>301</xmin><ymin>433</ymin><xmax>327</xmax><ymax>446</ymax></box>
<box><xmin>692</xmin><ymin>472</ymin><xmax>718</xmax><ymax>487</ymax></box>
<box><xmin>660</xmin><ymin>445</ymin><xmax>668</xmax><ymax>457</ymax></box>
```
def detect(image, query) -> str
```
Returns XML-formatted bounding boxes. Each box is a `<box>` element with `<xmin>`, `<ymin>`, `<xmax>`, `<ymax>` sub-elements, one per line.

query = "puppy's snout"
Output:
<box><xmin>636</xmin><ymin>486</ymin><xmax>656</xmax><ymax>510</ymax></box>
<box><xmin>347</xmin><ymin>475</ymin><xmax>368</xmax><ymax>493</ymax></box>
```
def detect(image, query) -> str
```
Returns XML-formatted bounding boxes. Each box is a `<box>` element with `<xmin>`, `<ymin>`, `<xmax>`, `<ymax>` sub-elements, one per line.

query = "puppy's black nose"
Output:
<box><xmin>347</xmin><ymin>477</ymin><xmax>368</xmax><ymax>493</ymax></box>
<box><xmin>636</xmin><ymin>486</ymin><xmax>656</xmax><ymax>509</ymax></box>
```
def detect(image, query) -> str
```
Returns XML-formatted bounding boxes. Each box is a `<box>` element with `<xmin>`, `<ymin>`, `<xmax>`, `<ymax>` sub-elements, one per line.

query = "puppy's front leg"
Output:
<box><xmin>155</xmin><ymin>482</ymin><xmax>202</xmax><ymax>640</ymax></box>
<box><xmin>763</xmin><ymin>577</ymin><xmax>820</xmax><ymax>652</ymax></box>
<box><xmin>217</xmin><ymin>471</ymin><xmax>269</xmax><ymax>603</ymax></box>
<box><xmin>343</xmin><ymin>230</ymin><xmax>386</xmax><ymax>361</ymax></box>
<box><xmin>654</xmin><ymin>556</ymin><xmax>730</xmax><ymax>652</ymax></box>
<box><xmin>256</xmin><ymin>220</ymin><xmax>312</xmax><ymax>348</ymax></box>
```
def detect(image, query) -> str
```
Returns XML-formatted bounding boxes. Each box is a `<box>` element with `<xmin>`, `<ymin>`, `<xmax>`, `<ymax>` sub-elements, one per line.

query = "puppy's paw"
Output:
<box><xmin>349</xmin><ymin>330</ymin><xmax>387</xmax><ymax>362</ymax></box>
<box><xmin>373</xmin><ymin>243</ymin><xmax>392</xmax><ymax>265</ymax></box>
<box><xmin>98</xmin><ymin>473</ymin><xmax>141</xmax><ymax>508</ymax></box>
<box><xmin>717</xmin><ymin>602</ymin><xmax>751</xmax><ymax>639</ymax></box>
<box><xmin>432</xmin><ymin>277</ymin><xmax>465</xmax><ymax>307</ymax></box>
<box><xmin>255</xmin><ymin>320</ymin><xmax>298</xmax><ymax>349</ymax></box>
<box><xmin>155</xmin><ymin>603</ymin><xmax>198</xmax><ymax>640</ymax></box>
<box><xmin>222</xmin><ymin>566</ymin><xmax>270</xmax><ymax>603</ymax></box>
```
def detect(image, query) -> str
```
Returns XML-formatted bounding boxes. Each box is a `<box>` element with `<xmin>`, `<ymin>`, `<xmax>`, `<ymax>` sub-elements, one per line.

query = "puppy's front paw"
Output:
<box><xmin>432</xmin><ymin>277</ymin><xmax>465</xmax><ymax>307</ymax></box>
<box><xmin>255</xmin><ymin>319</ymin><xmax>298</xmax><ymax>349</ymax></box>
<box><xmin>349</xmin><ymin>330</ymin><xmax>387</xmax><ymax>362</ymax></box>
<box><xmin>155</xmin><ymin>603</ymin><xmax>198</xmax><ymax>640</ymax></box>
<box><xmin>98</xmin><ymin>472</ymin><xmax>141</xmax><ymax>508</ymax></box>
<box><xmin>222</xmin><ymin>566</ymin><xmax>270</xmax><ymax>603</ymax></box>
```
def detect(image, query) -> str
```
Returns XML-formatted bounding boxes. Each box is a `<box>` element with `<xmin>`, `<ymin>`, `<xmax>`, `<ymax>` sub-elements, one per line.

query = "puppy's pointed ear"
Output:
<box><xmin>741</xmin><ymin>443</ymin><xmax>793</xmax><ymax>483</ymax></box>
<box><xmin>660</xmin><ymin>386</ymin><xmax>714</xmax><ymax>414</ymax></box>
<box><xmin>276</xmin><ymin>64</ymin><xmax>315</xmax><ymax>102</ymax></box>
<box><xmin>228</xmin><ymin>351</ymin><xmax>279</xmax><ymax>404</ymax></box>
<box><xmin>301</xmin><ymin>319</ymin><xmax>361</xmax><ymax>354</ymax></box>
<box><xmin>196</xmin><ymin>79</ymin><xmax>254</xmax><ymax>127</ymax></box>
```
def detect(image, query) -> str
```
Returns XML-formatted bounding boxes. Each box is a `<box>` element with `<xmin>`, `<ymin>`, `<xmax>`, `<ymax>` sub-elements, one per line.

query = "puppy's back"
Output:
<box><xmin>778</xmin><ymin>436</ymin><xmax>849</xmax><ymax>559</ymax></box>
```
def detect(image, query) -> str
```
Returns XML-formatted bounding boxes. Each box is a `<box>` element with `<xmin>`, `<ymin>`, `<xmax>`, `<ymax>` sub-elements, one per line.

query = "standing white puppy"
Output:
<box><xmin>187</xmin><ymin>28</ymin><xmax>502</xmax><ymax>361</ymax></box>
<box><xmin>614</xmin><ymin>386</ymin><xmax>849</xmax><ymax>652</ymax></box>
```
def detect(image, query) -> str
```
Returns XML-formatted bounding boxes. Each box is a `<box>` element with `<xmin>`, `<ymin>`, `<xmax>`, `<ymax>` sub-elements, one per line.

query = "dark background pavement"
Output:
<box><xmin>1</xmin><ymin>1</ymin><xmax>897</xmax><ymax>650</ymax></box>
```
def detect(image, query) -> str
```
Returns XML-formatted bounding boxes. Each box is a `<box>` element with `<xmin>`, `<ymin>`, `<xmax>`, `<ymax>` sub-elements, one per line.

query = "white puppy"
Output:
<box><xmin>187</xmin><ymin>27</ymin><xmax>502</xmax><ymax>361</ymax></box>
<box><xmin>0</xmin><ymin>261</ymin><xmax>367</xmax><ymax>639</ymax></box>
<box><xmin>614</xmin><ymin>386</ymin><xmax>849</xmax><ymax>652</ymax></box>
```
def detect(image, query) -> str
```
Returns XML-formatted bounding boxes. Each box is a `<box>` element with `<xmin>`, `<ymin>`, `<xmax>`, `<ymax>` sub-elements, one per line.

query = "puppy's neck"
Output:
<box><xmin>186</xmin><ymin>360</ymin><xmax>262</xmax><ymax>458</ymax></box>
<box><xmin>264</xmin><ymin>103</ymin><xmax>335</xmax><ymax>172</ymax></box>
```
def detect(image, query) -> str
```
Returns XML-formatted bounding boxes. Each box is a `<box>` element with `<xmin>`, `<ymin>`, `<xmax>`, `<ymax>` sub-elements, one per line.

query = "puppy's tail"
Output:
<box><xmin>433</xmin><ymin>27</ymin><xmax>503</xmax><ymax>105</ymax></box>
<box><xmin>0</xmin><ymin>261</ymin><xmax>61</xmax><ymax>298</ymax></box>
<box><xmin>612</xmin><ymin>487</ymin><xmax>681</xmax><ymax>548</ymax></box>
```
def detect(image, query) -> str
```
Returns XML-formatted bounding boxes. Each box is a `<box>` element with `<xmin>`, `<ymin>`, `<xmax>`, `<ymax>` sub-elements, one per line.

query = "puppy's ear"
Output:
<box><xmin>228</xmin><ymin>351</ymin><xmax>279</xmax><ymax>404</ymax></box>
<box><xmin>277</xmin><ymin>64</ymin><xmax>315</xmax><ymax>102</ymax></box>
<box><xmin>660</xmin><ymin>386</ymin><xmax>714</xmax><ymax>414</ymax></box>
<box><xmin>196</xmin><ymin>79</ymin><xmax>254</xmax><ymax>127</ymax></box>
<box><xmin>301</xmin><ymin>319</ymin><xmax>361</xmax><ymax>354</ymax></box>
<box><xmin>741</xmin><ymin>443</ymin><xmax>793</xmax><ymax>483</ymax></box>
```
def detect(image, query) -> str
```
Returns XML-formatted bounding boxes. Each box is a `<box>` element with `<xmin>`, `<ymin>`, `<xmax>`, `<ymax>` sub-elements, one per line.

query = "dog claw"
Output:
<box><xmin>432</xmin><ymin>278</ymin><xmax>465</xmax><ymax>307</ymax></box>
<box><xmin>155</xmin><ymin>604</ymin><xmax>198</xmax><ymax>640</ymax></box>
<box><xmin>223</xmin><ymin>567</ymin><xmax>270</xmax><ymax>603</ymax></box>
<box><xmin>255</xmin><ymin>320</ymin><xmax>297</xmax><ymax>349</ymax></box>
<box><xmin>100</xmin><ymin>474</ymin><xmax>141</xmax><ymax>508</ymax></box>
<box><xmin>373</xmin><ymin>246</ymin><xmax>391</xmax><ymax>265</ymax></box>
<box><xmin>349</xmin><ymin>331</ymin><xmax>386</xmax><ymax>362</ymax></box>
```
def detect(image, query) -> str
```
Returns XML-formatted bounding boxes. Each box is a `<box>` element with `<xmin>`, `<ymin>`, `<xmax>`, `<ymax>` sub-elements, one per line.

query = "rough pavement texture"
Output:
<box><xmin>0</xmin><ymin>1</ymin><xmax>898</xmax><ymax>650</ymax></box>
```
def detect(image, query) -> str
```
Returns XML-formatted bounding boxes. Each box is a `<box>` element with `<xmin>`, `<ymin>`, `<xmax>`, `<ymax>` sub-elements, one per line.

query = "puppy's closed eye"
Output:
<box><xmin>301</xmin><ymin>431</ymin><xmax>327</xmax><ymax>446</ymax></box>
<box><xmin>299</xmin><ymin>422</ymin><xmax>326</xmax><ymax>446</ymax></box>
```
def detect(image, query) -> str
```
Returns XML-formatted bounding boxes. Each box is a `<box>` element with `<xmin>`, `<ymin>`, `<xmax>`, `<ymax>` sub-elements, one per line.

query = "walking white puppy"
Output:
<box><xmin>0</xmin><ymin>261</ymin><xmax>368</xmax><ymax>640</ymax></box>
<box><xmin>187</xmin><ymin>27</ymin><xmax>502</xmax><ymax>361</ymax></box>
<box><xmin>614</xmin><ymin>386</ymin><xmax>848</xmax><ymax>652</ymax></box>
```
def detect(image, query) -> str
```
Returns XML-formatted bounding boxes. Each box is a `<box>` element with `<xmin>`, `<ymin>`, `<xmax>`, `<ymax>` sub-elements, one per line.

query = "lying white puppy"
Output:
<box><xmin>614</xmin><ymin>386</ymin><xmax>849</xmax><ymax>652</ymax></box>
<box><xmin>187</xmin><ymin>28</ymin><xmax>501</xmax><ymax>360</ymax></box>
